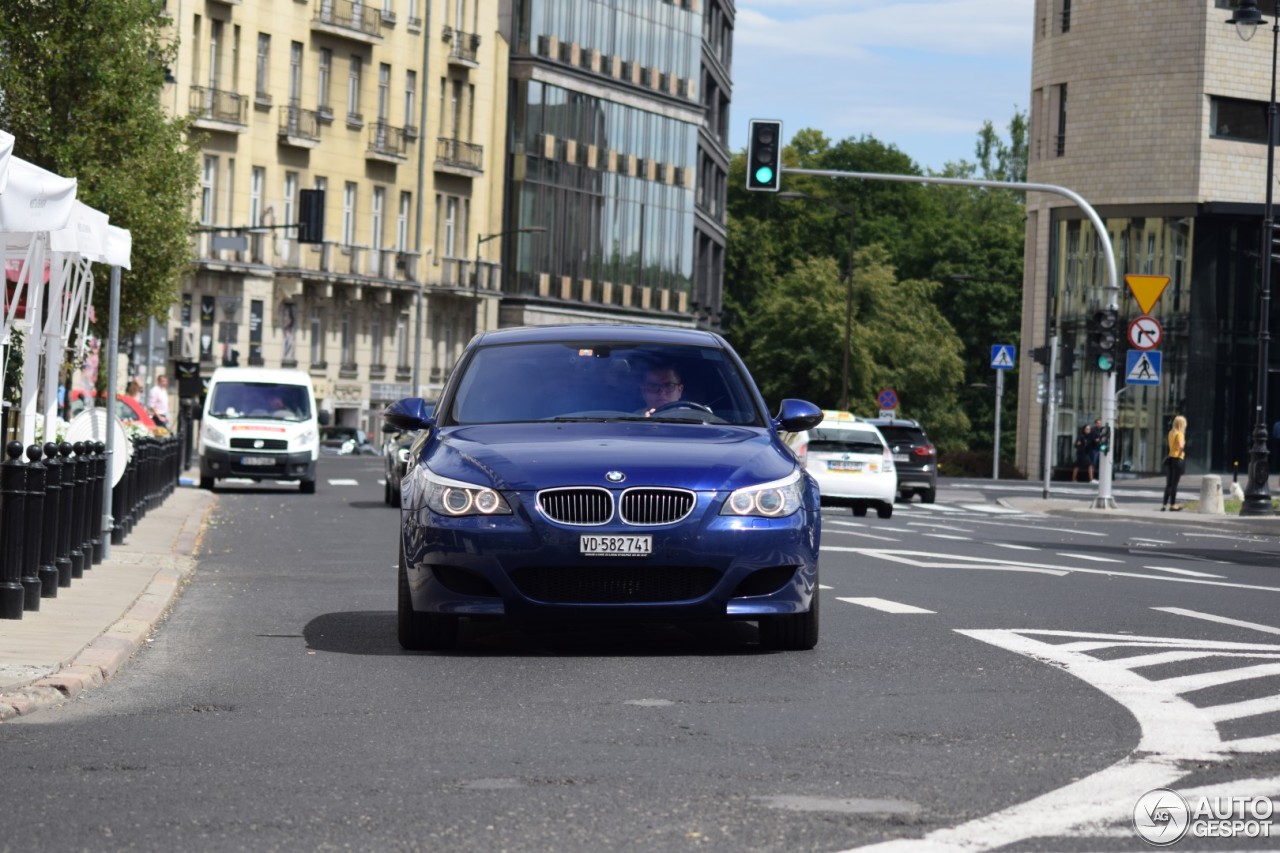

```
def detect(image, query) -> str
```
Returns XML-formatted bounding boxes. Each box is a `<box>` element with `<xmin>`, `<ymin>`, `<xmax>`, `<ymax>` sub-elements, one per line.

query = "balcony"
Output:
<box><xmin>367</xmin><ymin>121</ymin><xmax>409</xmax><ymax>163</ymax></box>
<box><xmin>188</xmin><ymin>86</ymin><xmax>248</xmax><ymax>132</ymax></box>
<box><xmin>407</xmin><ymin>15</ymin><xmax>422</xmax><ymax>32</ymax></box>
<box><xmin>443</xmin><ymin>26</ymin><xmax>480</xmax><ymax>67</ymax></box>
<box><xmin>279</xmin><ymin>105</ymin><xmax>322</xmax><ymax>148</ymax></box>
<box><xmin>312</xmin><ymin>0</ymin><xmax>383</xmax><ymax>45</ymax></box>
<box><xmin>434</xmin><ymin>137</ymin><xmax>483</xmax><ymax>176</ymax></box>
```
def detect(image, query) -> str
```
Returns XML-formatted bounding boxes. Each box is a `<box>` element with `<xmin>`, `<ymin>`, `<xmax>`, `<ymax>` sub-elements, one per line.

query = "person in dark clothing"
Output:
<box><xmin>1072</xmin><ymin>424</ymin><xmax>1094</xmax><ymax>483</ymax></box>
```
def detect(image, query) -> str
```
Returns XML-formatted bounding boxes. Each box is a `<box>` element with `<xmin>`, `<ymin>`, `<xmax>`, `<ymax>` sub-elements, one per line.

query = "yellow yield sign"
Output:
<box><xmin>1125</xmin><ymin>274</ymin><xmax>1171</xmax><ymax>315</ymax></box>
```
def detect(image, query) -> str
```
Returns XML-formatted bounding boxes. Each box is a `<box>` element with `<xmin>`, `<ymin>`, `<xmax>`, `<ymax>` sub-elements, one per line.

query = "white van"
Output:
<box><xmin>198</xmin><ymin>367</ymin><xmax>322</xmax><ymax>493</ymax></box>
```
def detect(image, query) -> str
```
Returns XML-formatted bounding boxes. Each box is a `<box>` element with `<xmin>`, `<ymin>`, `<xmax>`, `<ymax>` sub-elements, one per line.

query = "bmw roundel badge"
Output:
<box><xmin>605</xmin><ymin>470</ymin><xmax>626</xmax><ymax>483</ymax></box>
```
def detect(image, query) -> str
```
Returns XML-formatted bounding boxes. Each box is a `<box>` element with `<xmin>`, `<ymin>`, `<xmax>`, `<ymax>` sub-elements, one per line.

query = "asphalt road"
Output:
<box><xmin>4</xmin><ymin>456</ymin><xmax>1280</xmax><ymax>851</ymax></box>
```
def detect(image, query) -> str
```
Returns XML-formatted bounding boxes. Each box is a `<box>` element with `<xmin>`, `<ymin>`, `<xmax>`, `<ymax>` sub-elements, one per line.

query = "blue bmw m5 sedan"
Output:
<box><xmin>383</xmin><ymin>324</ymin><xmax>825</xmax><ymax>651</ymax></box>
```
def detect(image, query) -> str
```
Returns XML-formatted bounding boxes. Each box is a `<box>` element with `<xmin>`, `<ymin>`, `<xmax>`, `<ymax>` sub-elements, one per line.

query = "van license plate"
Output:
<box><xmin>241</xmin><ymin>456</ymin><xmax>275</xmax><ymax>466</ymax></box>
<box><xmin>580</xmin><ymin>535</ymin><xmax>652</xmax><ymax>556</ymax></box>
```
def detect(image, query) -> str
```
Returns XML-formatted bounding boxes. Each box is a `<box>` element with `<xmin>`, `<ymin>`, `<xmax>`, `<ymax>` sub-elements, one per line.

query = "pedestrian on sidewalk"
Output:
<box><xmin>1162</xmin><ymin>415</ymin><xmax>1187</xmax><ymax>511</ymax></box>
<box><xmin>1089</xmin><ymin>417</ymin><xmax>1104</xmax><ymax>483</ymax></box>
<box><xmin>148</xmin><ymin>374</ymin><xmax>171</xmax><ymax>430</ymax></box>
<box><xmin>1072</xmin><ymin>424</ymin><xmax>1094</xmax><ymax>483</ymax></box>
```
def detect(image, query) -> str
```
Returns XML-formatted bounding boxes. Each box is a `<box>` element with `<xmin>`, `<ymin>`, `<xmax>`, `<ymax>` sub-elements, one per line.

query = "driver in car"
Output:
<box><xmin>640</xmin><ymin>364</ymin><xmax>685</xmax><ymax>417</ymax></box>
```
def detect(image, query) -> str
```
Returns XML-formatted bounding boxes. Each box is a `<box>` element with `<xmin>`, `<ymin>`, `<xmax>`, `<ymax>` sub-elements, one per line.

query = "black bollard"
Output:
<box><xmin>90</xmin><ymin>440</ymin><xmax>106</xmax><ymax>565</ymax></box>
<box><xmin>20</xmin><ymin>445</ymin><xmax>46</xmax><ymax>608</ymax></box>
<box><xmin>56</xmin><ymin>442</ymin><xmax>75</xmax><ymax>585</ymax></box>
<box><xmin>66</xmin><ymin>442</ymin><xmax>86</xmax><ymax>579</ymax></box>
<box><xmin>43</xmin><ymin>442</ymin><xmax>71</xmax><ymax>588</ymax></box>
<box><xmin>0</xmin><ymin>441</ymin><xmax>27</xmax><ymax>619</ymax></box>
<box><xmin>72</xmin><ymin>441</ymin><xmax>92</xmax><ymax>575</ymax></box>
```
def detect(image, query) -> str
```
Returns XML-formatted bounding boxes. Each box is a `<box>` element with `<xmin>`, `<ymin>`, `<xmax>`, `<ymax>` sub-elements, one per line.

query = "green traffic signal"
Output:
<box><xmin>1096</xmin><ymin>353</ymin><xmax>1114</xmax><ymax>371</ymax></box>
<box><xmin>754</xmin><ymin>165</ymin><xmax>774</xmax><ymax>185</ymax></box>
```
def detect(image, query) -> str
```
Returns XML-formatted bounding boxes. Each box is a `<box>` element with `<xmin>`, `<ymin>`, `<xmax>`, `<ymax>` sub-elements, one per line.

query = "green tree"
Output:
<box><xmin>0</xmin><ymin>0</ymin><xmax>200</xmax><ymax>340</ymax></box>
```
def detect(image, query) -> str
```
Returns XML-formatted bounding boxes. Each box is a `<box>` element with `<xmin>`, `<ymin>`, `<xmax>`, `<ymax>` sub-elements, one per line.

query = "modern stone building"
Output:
<box><xmin>1018</xmin><ymin>0</ymin><xmax>1279</xmax><ymax>479</ymax></box>
<box><xmin>160</xmin><ymin>0</ymin><xmax>731</xmax><ymax>437</ymax></box>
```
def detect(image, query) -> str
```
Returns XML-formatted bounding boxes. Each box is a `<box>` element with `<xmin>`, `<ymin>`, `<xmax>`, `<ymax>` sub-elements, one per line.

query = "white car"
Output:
<box><xmin>784</xmin><ymin>410</ymin><xmax>897</xmax><ymax>518</ymax></box>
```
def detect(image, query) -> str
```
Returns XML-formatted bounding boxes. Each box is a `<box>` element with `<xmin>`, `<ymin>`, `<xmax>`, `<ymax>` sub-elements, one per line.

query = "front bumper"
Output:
<box><xmin>401</xmin><ymin>495</ymin><xmax>820</xmax><ymax>623</ymax></box>
<box><xmin>201</xmin><ymin>446</ymin><xmax>316</xmax><ymax>482</ymax></box>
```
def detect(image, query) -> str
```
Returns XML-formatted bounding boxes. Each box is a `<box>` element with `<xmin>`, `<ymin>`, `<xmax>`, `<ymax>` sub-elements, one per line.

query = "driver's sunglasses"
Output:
<box><xmin>642</xmin><ymin>382</ymin><xmax>682</xmax><ymax>394</ymax></box>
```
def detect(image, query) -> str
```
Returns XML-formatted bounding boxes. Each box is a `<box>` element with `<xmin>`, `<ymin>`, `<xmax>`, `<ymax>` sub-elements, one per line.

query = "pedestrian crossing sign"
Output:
<box><xmin>1125</xmin><ymin>349</ymin><xmax>1161</xmax><ymax>386</ymax></box>
<box><xmin>990</xmin><ymin>344</ymin><xmax>1016</xmax><ymax>370</ymax></box>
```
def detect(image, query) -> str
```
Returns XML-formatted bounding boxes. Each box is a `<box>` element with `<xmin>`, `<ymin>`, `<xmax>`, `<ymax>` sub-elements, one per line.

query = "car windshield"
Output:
<box><xmin>208</xmin><ymin>382</ymin><xmax>311</xmax><ymax>421</ymax></box>
<box><xmin>445</xmin><ymin>341</ymin><xmax>764</xmax><ymax>426</ymax></box>
<box><xmin>807</xmin><ymin>429</ymin><xmax>884</xmax><ymax>454</ymax></box>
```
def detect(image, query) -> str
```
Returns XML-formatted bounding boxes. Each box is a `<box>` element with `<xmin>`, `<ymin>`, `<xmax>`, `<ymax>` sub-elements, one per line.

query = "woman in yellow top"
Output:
<box><xmin>1162</xmin><ymin>415</ymin><xmax>1187</xmax><ymax>511</ymax></box>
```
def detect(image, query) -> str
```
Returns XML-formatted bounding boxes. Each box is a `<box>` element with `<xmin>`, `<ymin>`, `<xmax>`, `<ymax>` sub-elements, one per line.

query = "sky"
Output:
<box><xmin>729</xmin><ymin>0</ymin><xmax>1035</xmax><ymax>173</ymax></box>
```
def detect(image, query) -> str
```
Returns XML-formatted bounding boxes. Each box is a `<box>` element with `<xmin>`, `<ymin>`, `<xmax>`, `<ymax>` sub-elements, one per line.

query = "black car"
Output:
<box><xmin>319</xmin><ymin>425</ymin><xmax>378</xmax><ymax>456</ymax></box>
<box><xmin>864</xmin><ymin>417</ymin><xmax>937</xmax><ymax>503</ymax></box>
<box><xmin>383</xmin><ymin>401</ymin><xmax>435</xmax><ymax>506</ymax></box>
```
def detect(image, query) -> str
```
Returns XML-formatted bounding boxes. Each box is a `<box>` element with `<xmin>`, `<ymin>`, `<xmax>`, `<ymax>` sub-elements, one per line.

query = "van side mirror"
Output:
<box><xmin>318</xmin><ymin>409</ymin><xmax>332</xmax><ymax>426</ymax></box>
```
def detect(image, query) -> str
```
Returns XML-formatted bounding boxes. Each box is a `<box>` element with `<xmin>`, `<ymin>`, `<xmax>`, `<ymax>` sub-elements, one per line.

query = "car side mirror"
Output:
<box><xmin>383</xmin><ymin>397</ymin><xmax>436</xmax><ymax>432</ymax></box>
<box><xmin>774</xmin><ymin>398</ymin><xmax>823</xmax><ymax>433</ymax></box>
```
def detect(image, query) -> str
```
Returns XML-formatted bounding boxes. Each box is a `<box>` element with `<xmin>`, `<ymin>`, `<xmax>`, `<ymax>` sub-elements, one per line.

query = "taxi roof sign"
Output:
<box><xmin>1124</xmin><ymin>274</ymin><xmax>1171</xmax><ymax>315</ymax></box>
<box><xmin>820</xmin><ymin>409</ymin><xmax>860</xmax><ymax>422</ymax></box>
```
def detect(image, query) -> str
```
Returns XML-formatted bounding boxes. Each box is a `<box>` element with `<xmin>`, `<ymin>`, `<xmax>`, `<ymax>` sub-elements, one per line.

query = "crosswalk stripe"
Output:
<box><xmin>837</xmin><ymin>597</ymin><xmax>935</xmax><ymax>614</ymax></box>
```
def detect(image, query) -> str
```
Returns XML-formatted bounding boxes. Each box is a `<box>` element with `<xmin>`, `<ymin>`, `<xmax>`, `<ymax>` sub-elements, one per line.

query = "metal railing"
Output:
<box><xmin>436</xmin><ymin>137</ymin><xmax>483</xmax><ymax>171</ymax></box>
<box><xmin>368</xmin><ymin>120</ymin><xmax>408</xmax><ymax>158</ymax></box>
<box><xmin>188</xmin><ymin>86</ymin><xmax>248</xmax><ymax>125</ymax></box>
<box><xmin>443</xmin><ymin>26</ymin><xmax>480</xmax><ymax>63</ymax></box>
<box><xmin>314</xmin><ymin>0</ymin><xmax>383</xmax><ymax>39</ymax></box>
<box><xmin>279</xmin><ymin>105</ymin><xmax>321</xmax><ymax>143</ymax></box>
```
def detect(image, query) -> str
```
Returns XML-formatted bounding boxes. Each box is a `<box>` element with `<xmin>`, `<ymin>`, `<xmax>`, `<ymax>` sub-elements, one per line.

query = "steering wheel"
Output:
<box><xmin>650</xmin><ymin>400</ymin><xmax>714</xmax><ymax>416</ymax></box>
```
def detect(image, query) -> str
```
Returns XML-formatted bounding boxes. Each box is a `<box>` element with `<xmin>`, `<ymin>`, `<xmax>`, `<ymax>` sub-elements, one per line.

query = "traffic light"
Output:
<box><xmin>1058</xmin><ymin>346</ymin><xmax>1077</xmax><ymax>378</ymax></box>
<box><xmin>1031</xmin><ymin>345</ymin><xmax>1051</xmax><ymax>366</ymax></box>
<box><xmin>746</xmin><ymin>119</ymin><xmax>783</xmax><ymax>191</ymax></box>
<box><xmin>1097</xmin><ymin>424</ymin><xmax>1111</xmax><ymax>454</ymax></box>
<box><xmin>1088</xmin><ymin>307</ymin><xmax>1119</xmax><ymax>371</ymax></box>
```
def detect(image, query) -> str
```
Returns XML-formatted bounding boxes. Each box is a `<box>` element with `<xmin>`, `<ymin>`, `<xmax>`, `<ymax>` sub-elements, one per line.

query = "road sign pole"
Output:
<box><xmin>993</xmin><ymin>369</ymin><xmax>1003</xmax><ymax>481</ymax></box>
<box><xmin>1042</xmin><ymin>334</ymin><xmax>1058</xmax><ymax>500</ymax></box>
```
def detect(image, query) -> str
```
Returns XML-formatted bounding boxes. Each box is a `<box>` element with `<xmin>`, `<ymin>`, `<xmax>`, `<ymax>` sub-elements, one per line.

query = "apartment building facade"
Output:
<box><xmin>1019</xmin><ymin>0</ymin><xmax>1279</xmax><ymax>478</ymax></box>
<box><xmin>163</xmin><ymin>0</ymin><xmax>507</xmax><ymax>435</ymax></box>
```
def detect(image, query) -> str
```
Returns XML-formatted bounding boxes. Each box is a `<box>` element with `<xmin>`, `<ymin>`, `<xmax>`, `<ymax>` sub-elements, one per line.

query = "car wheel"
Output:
<box><xmin>397</xmin><ymin>544</ymin><xmax>459</xmax><ymax>651</ymax></box>
<box><xmin>299</xmin><ymin>478</ymin><xmax>317</xmax><ymax>495</ymax></box>
<box><xmin>851</xmin><ymin>505</ymin><xmax>868</xmax><ymax>517</ymax></box>
<box><xmin>384</xmin><ymin>479</ymin><xmax>394</xmax><ymax>506</ymax></box>
<box><xmin>920</xmin><ymin>487</ymin><xmax>936</xmax><ymax>504</ymax></box>
<box><xmin>758</xmin><ymin>581</ymin><xmax>819</xmax><ymax>651</ymax></box>
<box><xmin>199</xmin><ymin>475</ymin><xmax>214</xmax><ymax>491</ymax></box>
<box><xmin>876</xmin><ymin>503</ymin><xmax>893</xmax><ymax>519</ymax></box>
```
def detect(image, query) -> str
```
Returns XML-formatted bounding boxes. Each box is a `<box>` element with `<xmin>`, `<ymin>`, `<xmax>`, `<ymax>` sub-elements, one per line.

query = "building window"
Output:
<box><xmin>378</xmin><ymin>62</ymin><xmax>391</xmax><ymax>122</ymax></box>
<box><xmin>396</xmin><ymin>311</ymin><xmax>410</xmax><ymax>368</ymax></box>
<box><xmin>343</xmin><ymin>182</ymin><xmax>357</xmax><ymax>247</ymax></box>
<box><xmin>1210</xmin><ymin>96</ymin><xmax>1270</xmax><ymax>143</ymax></box>
<box><xmin>404</xmin><ymin>70</ymin><xmax>417</xmax><ymax>131</ymax></box>
<box><xmin>201</xmin><ymin>156</ymin><xmax>217</xmax><ymax>225</ymax></box>
<box><xmin>1054</xmin><ymin>83</ymin><xmax>1067</xmax><ymax>157</ymax></box>
<box><xmin>289</xmin><ymin>41</ymin><xmax>303</xmax><ymax>103</ymax></box>
<box><xmin>250</xmin><ymin>167</ymin><xmax>264</xmax><ymax>227</ymax></box>
<box><xmin>397</xmin><ymin>191</ymin><xmax>411</xmax><ymax>251</ymax></box>
<box><xmin>347</xmin><ymin>55</ymin><xmax>363</xmax><ymax>121</ymax></box>
<box><xmin>1056</xmin><ymin>0</ymin><xmax>1071</xmax><ymax>34</ymax></box>
<box><xmin>318</xmin><ymin>48</ymin><xmax>333</xmax><ymax>112</ymax></box>
<box><xmin>283</xmin><ymin>171</ymin><xmax>298</xmax><ymax>255</ymax></box>
<box><xmin>310</xmin><ymin>307</ymin><xmax>324</xmax><ymax>365</ymax></box>
<box><xmin>341</xmin><ymin>311</ymin><xmax>354</xmax><ymax>366</ymax></box>
<box><xmin>371</xmin><ymin>315</ymin><xmax>383</xmax><ymax>366</ymax></box>
<box><xmin>444</xmin><ymin>196</ymin><xmax>457</xmax><ymax>258</ymax></box>
<box><xmin>255</xmin><ymin>33</ymin><xmax>270</xmax><ymax>98</ymax></box>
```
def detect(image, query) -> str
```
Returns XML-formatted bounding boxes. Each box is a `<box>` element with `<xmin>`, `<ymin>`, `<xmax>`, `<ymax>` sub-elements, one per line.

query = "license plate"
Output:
<box><xmin>827</xmin><ymin>460</ymin><xmax>864</xmax><ymax>472</ymax></box>
<box><xmin>580</xmin><ymin>534</ymin><xmax>652</xmax><ymax>556</ymax></box>
<box><xmin>893</xmin><ymin>453</ymin><xmax>909</xmax><ymax>462</ymax></box>
<box><xmin>240</xmin><ymin>456</ymin><xmax>276</xmax><ymax>466</ymax></box>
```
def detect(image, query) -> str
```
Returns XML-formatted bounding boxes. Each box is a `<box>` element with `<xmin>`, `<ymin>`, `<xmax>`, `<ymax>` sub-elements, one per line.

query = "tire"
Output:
<box><xmin>384</xmin><ymin>479</ymin><xmax>395</xmax><ymax>506</ymax></box>
<box><xmin>397</xmin><ymin>545</ymin><xmax>459</xmax><ymax>651</ymax></box>
<box><xmin>199</xmin><ymin>475</ymin><xmax>214</xmax><ymax>491</ymax></box>
<box><xmin>758</xmin><ymin>581</ymin><xmax>819</xmax><ymax>651</ymax></box>
<box><xmin>920</xmin><ymin>486</ymin><xmax>937</xmax><ymax>504</ymax></box>
<box><xmin>876</xmin><ymin>503</ymin><xmax>893</xmax><ymax>519</ymax></box>
<box><xmin>299</xmin><ymin>478</ymin><xmax>317</xmax><ymax>494</ymax></box>
<box><xmin>851</xmin><ymin>505</ymin><xmax>868</xmax><ymax>517</ymax></box>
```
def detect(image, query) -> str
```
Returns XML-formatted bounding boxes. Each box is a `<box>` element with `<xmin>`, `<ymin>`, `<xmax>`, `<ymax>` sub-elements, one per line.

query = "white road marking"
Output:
<box><xmin>922</xmin><ymin>533</ymin><xmax>972</xmax><ymax>541</ymax></box>
<box><xmin>1152</xmin><ymin>606</ymin><xmax>1280</xmax><ymax>636</ymax></box>
<box><xmin>818</xmin><ymin>584</ymin><xmax>834</xmax><ymax>590</ymax></box>
<box><xmin>846</xmin><ymin>628</ymin><xmax>1280</xmax><ymax>852</ymax></box>
<box><xmin>836</xmin><ymin>597</ymin><xmax>935</xmax><ymax>614</ymax></box>
<box><xmin>1130</xmin><ymin>537</ymin><xmax>1175</xmax><ymax>545</ymax></box>
<box><xmin>327</xmin><ymin>478</ymin><xmax>359</xmax><ymax>486</ymax></box>
<box><xmin>954</xmin><ymin>518</ymin><xmax>1108</xmax><ymax>537</ymax></box>
<box><xmin>1141</xmin><ymin>565</ymin><xmax>1224</xmax><ymax>578</ymax></box>
<box><xmin>823</xmin><ymin>528</ymin><xmax>901</xmax><ymax>542</ymax></box>
<box><xmin>904</xmin><ymin>522</ymin><xmax>973</xmax><ymax>533</ymax></box>
<box><xmin>1152</xmin><ymin>661</ymin><xmax>1280</xmax><ymax>693</ymax></box>
<box><xmin>992</xmin><ymin>543</ymin><xmax>1039</xmax><ymax>551</ymax></box>
<box><xmin>1054</xmin><ymin>552</ymin><xmax>1125</xmax><ymax>563</ymax></box>
<box><xmin>1181</xmin><ymin>531</ymin><xmax>1256</xmax><ymax>541</ymax></box>
<box><xmin>836</xmin><ymin>548</ymin><xmax>1280</xmax><ymax>594</ymax></box>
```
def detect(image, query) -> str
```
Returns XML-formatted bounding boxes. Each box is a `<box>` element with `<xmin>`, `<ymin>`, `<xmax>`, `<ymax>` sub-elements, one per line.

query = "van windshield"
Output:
<box><xmin>208</xmin><ymin>382</ymin><xmax>311</xmax><ymax>421</ymax></box>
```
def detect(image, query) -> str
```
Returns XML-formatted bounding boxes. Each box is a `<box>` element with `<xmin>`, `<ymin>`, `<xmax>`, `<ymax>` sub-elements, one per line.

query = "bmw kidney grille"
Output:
<box><xmin>537</xmin><ymin>487</ymin><xmax>695</xmax><ymax>526</ymax></box>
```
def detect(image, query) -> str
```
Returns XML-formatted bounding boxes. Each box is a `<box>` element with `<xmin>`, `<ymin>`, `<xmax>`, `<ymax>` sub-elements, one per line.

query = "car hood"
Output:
<box><xmin>423</xmin><ymin>422</ymin><xmax>797</xmax><ymax>491</ymax></box>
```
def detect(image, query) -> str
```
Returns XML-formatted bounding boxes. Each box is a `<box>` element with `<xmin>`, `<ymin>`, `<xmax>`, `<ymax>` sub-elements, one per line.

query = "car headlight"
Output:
<box><xmin>296</xmin><ymin>428</ymin><xmax>317</xmax><ymax>448</ymax></box>
<box><xmin>201</xmin><ymin>422</ymin><xmax>226</xmax><ymax>447</ymax></box>
<box><xmin>396</xmin><ymin>448</ymin><xmax>410</xmax><ymax>465</ymax></box>
<box><xmin>424</xmin><ymin>470</ymin><xmax>512</xmax><ymax>517</ymax></box>
<box><xmin>721</xmin><ymin>471</ymin><xmax>805</xmax><ymax>518</ymax></box>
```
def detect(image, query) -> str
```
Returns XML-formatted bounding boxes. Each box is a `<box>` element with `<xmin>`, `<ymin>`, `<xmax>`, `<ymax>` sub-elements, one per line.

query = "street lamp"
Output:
<box><xmin>1227</xmin><ymin>0</ymin><xmax>1277</xmax><ymax>516</ymax></box>
<box><xmin>472</xmin><ymin>226</ymin><xmax>546</xmax><ymax>331</ymax></box>
<box><xmin>777</xmin><ymin>191</ymin><xmax>855</xmax><ymax>410</ymax></box>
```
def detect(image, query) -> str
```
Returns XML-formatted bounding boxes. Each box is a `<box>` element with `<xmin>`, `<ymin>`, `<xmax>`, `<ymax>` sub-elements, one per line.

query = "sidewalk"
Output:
<box><xmin>0</xmin><ymin>479</ymin><xmax>213</xmax><ymax>720</ymax></box>
<box><xmin>997</xmin><ymin>473</ymin><xmax>1280</xmax><ymax>535</ymax></box>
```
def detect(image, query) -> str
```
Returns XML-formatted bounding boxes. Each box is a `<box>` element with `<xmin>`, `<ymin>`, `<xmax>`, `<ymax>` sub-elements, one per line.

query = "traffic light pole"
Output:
<box><xmin>780</xmin><ymin>166</ymin><xmax>1121</xmax><ymax>508</ymax></box>
<box><xmin>1042</xmin><ymin>333</ymin><xmax>1058</xmax><ymax>499</ymax></box>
